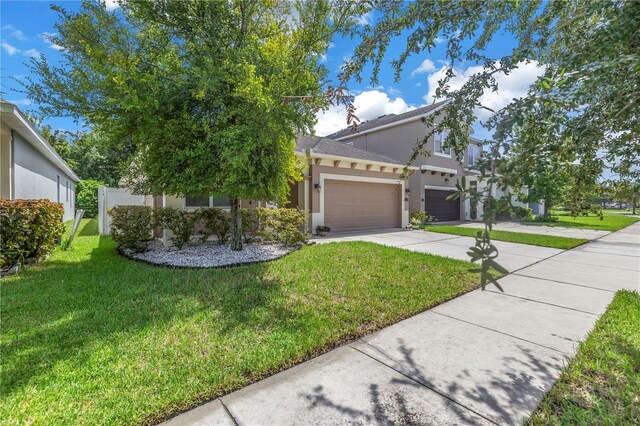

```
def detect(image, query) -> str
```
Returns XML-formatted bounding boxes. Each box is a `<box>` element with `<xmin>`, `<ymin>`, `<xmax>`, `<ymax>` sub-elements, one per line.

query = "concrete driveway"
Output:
<box><xmin>314</xmin><ymin>228</ymin><xmax>563</xmax><ymax>272</ymax></box>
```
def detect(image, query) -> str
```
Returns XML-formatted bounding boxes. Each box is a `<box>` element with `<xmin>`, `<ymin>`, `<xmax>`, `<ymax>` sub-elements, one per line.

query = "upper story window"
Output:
<box><xmin>185</xmin><ymin>195</ymin><xmax>231</xmax><ymax>208</ymax></box>
<box><xmin>467</xmin><ymin>144</ymin><xmax>481</xmax><ymax>167</ymax></box>
<box><xmin>434</xmin><ymin>131</ymin><xmax>451</xmax><ymax>156</ymax></box>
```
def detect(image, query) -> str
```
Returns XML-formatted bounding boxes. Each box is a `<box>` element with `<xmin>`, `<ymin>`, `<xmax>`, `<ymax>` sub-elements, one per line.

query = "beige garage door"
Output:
<box><xmin>324</xmin><ymin>179</ymin><xmax>401</xmax><ymax>231</ymax></box>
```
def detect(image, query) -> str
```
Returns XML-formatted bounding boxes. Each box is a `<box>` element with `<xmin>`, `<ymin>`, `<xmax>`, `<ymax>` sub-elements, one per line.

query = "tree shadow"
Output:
<box><xmin>297</xmin><ymin>337</ymin><xmax>565</xmax><ymax>425</ymax></box>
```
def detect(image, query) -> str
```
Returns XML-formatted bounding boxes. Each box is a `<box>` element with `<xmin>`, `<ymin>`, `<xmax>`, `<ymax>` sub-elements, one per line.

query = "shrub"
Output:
<box><xmin>76</xmin><ymin>179</ymin><xmax>105</xmax><ymax>217</ymax></box>
<box><xmin>241</xmin><ymin>208</ymin><xmax>260</xmax><ymax>243</ymax></box>
<box><xmin>509</xmin><ymin>206</ymin><xmax>533</xmax><ymax>221</ymax></box>
<box><xmin>0</xmin><ymin>199</ymin><xmax>65</xmax><ymax>269</ymax></box>
<box><xmin>154</xmin><ymin>208</ymin><xmax>196</xmax><ymax>249</ymax></box>
<box><xmin>196</xmin><ymin>208</ymin><xmax>230</xmax><ymax>244</ymax></box>
<box><xmin>254</xmin><ymin>207</ymin><xmax>309</xmax><ymax>246</ymax></box>
<box><xmin>109</xmin><ymin>205</ymin><xmax>154</xmax><ymax>252</ymax></box>
<box><xmin>533</xmin><ymin>214</ymin><xmax>559</xmax><ymax>223</ymax></box>
<box><xmin>315</xmin><ymin>225</ymin><xmax>330</xmax><ymax>235</ymax></box>
<box><xmin>410</xmin><ymin>211</ymin><xmax>435</xmax><ymax>226</ymax></box>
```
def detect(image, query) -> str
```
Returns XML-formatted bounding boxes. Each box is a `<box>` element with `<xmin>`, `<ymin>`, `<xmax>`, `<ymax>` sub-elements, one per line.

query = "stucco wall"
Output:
<box><xmin>1</xmin><ymin>124</ymin><xmax>11</xmax><ymax>199</ymax></box>
<box><xmin>12</xmin><ymin>130</ymin><xmax>76</xmax><ymax>221</ymax></box>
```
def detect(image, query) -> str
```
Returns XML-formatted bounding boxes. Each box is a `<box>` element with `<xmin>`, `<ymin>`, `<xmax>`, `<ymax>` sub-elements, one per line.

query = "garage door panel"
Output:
<box><xmin>325</xmin><ymin>180</ymin><xmax>400</xmax><ymax>231</ymax></box>
<box><xmin>425</xmin><ymin>189</ymin><xmax>460</xmax><ymax>222</ymax></box>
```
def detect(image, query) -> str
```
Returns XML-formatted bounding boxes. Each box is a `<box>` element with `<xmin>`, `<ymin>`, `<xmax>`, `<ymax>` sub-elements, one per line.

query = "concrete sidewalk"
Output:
<box><xmin>164</xmin><ymin>223</ymin><xmax>639</xmax><ymax>426</ymax></box>
<box><xmin>456</xmin><ymin>221</ymin><xmax>610</xmax><ymax>240</ymax></box>
<box><xmin>315</xmin><ymin>229</ymin><xmax>563</xmax><ymax>273</ymax></box>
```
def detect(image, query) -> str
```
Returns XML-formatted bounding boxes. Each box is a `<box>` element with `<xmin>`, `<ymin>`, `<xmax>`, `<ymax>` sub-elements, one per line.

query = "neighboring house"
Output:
<box><xmin>1</xmin><ymin>99</ymin><xmax>79</xmax><ymax>221</ymax></box>
<box><xmin>107</xmin><ymin>135</ymin><xmax>416</xmax><ymax>237</ymax></box>
<box><xmin>327</xmin><ymin>103</ymin><xmax>544</xmax><ymax>221</ymax></box>
<box><xmin>327</xmin><ymin>100</ymin><xmax>479</xmax><ymax>222</ymax></box>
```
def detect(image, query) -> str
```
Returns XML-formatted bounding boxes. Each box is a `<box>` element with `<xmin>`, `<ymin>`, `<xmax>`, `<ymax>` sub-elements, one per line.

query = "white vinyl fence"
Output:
<box><xmin>98</xmin><ymin>186</ymin><xmax>146</xmax><ymax>235</ymax></box>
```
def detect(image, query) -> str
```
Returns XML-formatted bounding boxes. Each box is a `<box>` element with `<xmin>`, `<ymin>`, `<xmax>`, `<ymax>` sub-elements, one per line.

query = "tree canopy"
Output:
<box><xmin>24</xmin><ymin>0</ymin><xmax>355</xmax><ymax>249</ymax></box>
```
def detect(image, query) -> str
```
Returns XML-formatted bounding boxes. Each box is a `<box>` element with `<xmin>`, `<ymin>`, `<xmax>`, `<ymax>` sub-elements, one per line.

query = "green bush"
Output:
<box><xmin>0</xmin><ymin>199</ymin><xmax>65</xmax><ymax>269</ymax></box>
<box><xmin>410</xmin><ymin>211</ymin><xmax>435</xmax><ymax>226</ymax></box>
<box><xmin>510</xmin><ymin>205</ymin><xmax>533</xmax><ymax>221</ymax></box>
<box><xmin>76</xmin><ymin>179</ymin><xmax>105</xmax><ymax>217</ymax></box>
<box><xmin>109</xmin><ymin>205</ymin><xmax>154</xmax><ymax>252</ymax></box>
<box><xmin>154</xmin><ymin>208</ymin><xmax>196</xmax><ymax>249</ymax></box>
<box><xmin>241</xmin><ymin>208</ymin><xmax>260</xmax><ymax>243</ymax></box>
<box><xmin>254</xmin><ymin>207</ymin><xmax>309</xmax><ymax>246</ymax></box>
<box><xmin>196</xmin><ymin>208</ymin><xmax>230</xmax><ymax>244</ymax></box>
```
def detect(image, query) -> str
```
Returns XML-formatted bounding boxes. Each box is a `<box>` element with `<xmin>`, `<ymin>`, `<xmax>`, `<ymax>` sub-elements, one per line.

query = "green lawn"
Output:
<box><xmin>422</xmin><ymin>225</ymin><xmax>588</xmax><ymax>249</ymax></box>
<box><xmin>529</xmin><ymin>290</ymin><xmax>640</xmax><ymax>425</ymax></box>
<box><xmin>1</xmin><ymin>219</ymin><xmax>481</xmax><ymax>425</ymax></box>
<box><xmin>524</xmin><ymin>212</ymin><xmax>639</xmax><ymax>232</ymax></box>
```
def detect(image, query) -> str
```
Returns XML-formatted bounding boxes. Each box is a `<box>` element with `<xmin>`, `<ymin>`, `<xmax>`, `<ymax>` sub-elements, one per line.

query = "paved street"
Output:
<box><xmin>164</xmin><ymin>223</ymin><xmax>639</xmax><ymax>425</ymax></box>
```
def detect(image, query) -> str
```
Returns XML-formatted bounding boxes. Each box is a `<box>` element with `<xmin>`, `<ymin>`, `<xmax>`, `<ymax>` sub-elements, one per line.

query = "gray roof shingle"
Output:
<box><xmin>296</xmin><ymin>134</ymin><xmax>404</xmax><ymax>165</ymax></box>
<box><xmin>326</xmin><ymin>100</ymin><xmax>449</xmax><ymax>139</ymax></box>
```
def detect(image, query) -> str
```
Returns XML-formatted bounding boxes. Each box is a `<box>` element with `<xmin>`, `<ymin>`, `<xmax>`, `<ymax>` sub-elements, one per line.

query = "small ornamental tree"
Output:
<box><xmin>24</xmin><ymin>0</ymin><xmax>355</xmax><ymax>250</ymax></box>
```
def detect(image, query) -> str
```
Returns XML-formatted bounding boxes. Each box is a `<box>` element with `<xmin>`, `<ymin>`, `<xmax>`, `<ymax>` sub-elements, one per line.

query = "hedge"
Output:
<box><xmin>76</xmin><ymin>179</ymin><xmax>105</xmax><ymax>217</ymax></box>
<box><xmin>108</xmin><ymin>206</ymin><xmax>309</xmax><ymax>250</ymax></box>
<box><xmin>0</xmin><ymin>199</ymin><xmax>65</xmax><ymax>269</ymax></box>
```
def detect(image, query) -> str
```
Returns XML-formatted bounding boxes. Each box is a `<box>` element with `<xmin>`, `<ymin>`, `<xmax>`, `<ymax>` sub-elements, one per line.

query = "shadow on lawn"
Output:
<box><xmin>0</xmin><ymin>234</ymin><xmax>298</xmax><ymax>398</ymax></box>
<box><xmin>299</xmin><ymin>338</ymin><xmax>565</xmax><ymax>425</ymax></box>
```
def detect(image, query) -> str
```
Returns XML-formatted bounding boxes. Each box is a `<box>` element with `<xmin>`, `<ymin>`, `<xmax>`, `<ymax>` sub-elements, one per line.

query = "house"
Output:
<box><xmin>1</xmin><ymin>99</ymin><xmax>79</xmax><ymax>221</ymax></box>
<box><xmin>146</xmin><ymin>135</ymin><xmax>416</xmax><ymax>236</ymax></box>
<box><xmin>326</xmin><ymin>100</ymin><xmax>482</xmax><ymax>222</ymax></box>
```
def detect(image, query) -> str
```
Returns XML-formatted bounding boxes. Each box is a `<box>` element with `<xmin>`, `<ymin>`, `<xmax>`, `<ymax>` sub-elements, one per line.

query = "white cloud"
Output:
<box><xmin>415</xmin><ymin>82</ymin><xmax>422</xmax><ymax>87</ymax></box>
<box><xmin>356</xmin><ymin>11</ymin><xmax>373</xmax><ymax>26</ymax></box>
<box><xmin>425</xmin><ymin>61</ymin><xmax>545</xmax><ymax>120</ymax></box>
<box><xmin>1</xmin><ymin>42</ymin><xmax>20</xmax><ymax>55</ymax></box>
<box><xmin>434</xmin><ymin>37</ymin><xmax>445</xmax><ymax>44</ymax></box>
<box><xmin>41</xmin><ymin>32</ymin><xmax>64</xmax><ymax>51</ymax></box>
<box><xmin>104</xmin><ymin>0</ymin><xmax>120</xmax><ymax>11</ymax></box>
<box><xmin>23</xmin><ymin>48</ymin><xmax>41</xmax><ymax>58</ymax></box>
<box><xmin>6</xmin><ymin>98</ymin><xmax>31</xmax><ymax>106</ymax></box>
<box><xmin>9</xmin><ymin>30</ymin><xmax>27</xmax><ymax>40</ymax></box>
<box><xmin>1</xmin><ymin>24</ymin><xmax>15</xmax><ymax>31</ymax></box>
<box><xmin>410</xmin><ymin>59</ymin><xmax>436</xmax><ymax>77</ymax></box>
<box><xmin>315</xmin><ymin>90</ymin><xmax>413</xmax><ymax>136</ymax></box>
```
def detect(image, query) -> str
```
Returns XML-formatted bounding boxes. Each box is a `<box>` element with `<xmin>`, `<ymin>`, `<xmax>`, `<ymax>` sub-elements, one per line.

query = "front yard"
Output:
<box><xmin>1</xmin><ymin>219</ymin><xmax>481</xmax><ymax>425</ymax></box>
<box><xmin>422</xmin><ymin>225</ymin><xmax>588</xmax><ymax>249</ymax></box>
<box><xmin>529</xmin><ymin>290</ymin><xmax>640</xmax><ymax>425</ymax></box>
<box><xmin>524</xmin><ymin>211</ymin><xmax>639</xmax><ymax>232</ymax></box>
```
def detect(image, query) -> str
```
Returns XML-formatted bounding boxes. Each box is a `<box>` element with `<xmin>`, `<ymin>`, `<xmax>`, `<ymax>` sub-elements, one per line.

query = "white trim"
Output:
<box><xmin>316</xmin><ymin>173</ymin><xmax>408</xmax><ymax>228</ymax></box>
<box><xmin>0</xmin><ymin>101</ymin><xmax>79</xmax><ymax>181</ymax></box>
<box><xmin>433</xmin><ymin>151</ymin><xmax>452</xmax><ymax>158</ymax></box>
<box><xmin>307</xmin><ymin>152</ymin><xmax>416</xmax><ymax>171</ymax></box>
<box><xmin>420</xmin><ymin>165</ymin><xmax>458</xmax><ymax>175</ymax></box>
<box><xmin>332</xmin><ymin>100</ymin><xmax>450</xmax><ymax>141</ymax></box>
<box><xmin>424</xmin><ymin>185</ymin><xmax>456</xmax><ymax>191</ymax></box>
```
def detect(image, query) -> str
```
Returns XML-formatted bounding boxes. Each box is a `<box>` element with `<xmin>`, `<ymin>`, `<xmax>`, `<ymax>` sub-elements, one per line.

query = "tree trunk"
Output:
<box><xmin>230</xmin><ymin>197</ymin><xmax>243</xmax><ymax>251</ymax></box>
<box><xmin>633</xmin><ymin>196</ymin><xmax>637</xmax><ymax>215</ymax></box>
<box><xmin>543</xmin><ymin>197</ymin><xmax>550</xmax><ymax>217</ymax></box>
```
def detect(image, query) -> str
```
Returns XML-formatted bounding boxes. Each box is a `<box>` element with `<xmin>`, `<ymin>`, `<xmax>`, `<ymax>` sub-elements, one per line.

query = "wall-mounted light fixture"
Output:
<box><xmin>314</xmin><ymin>183</ymin><xmax>322</xmax><ymax>192</ymax></box>
<box><xmin>444</xmin><ymin>178</ymin><xmax>450</xmax><ymax>183</ymax></box>
<box><xmin>405</xmin><ymin>188</ymin><xmax>411</xmax><ymax>194</ymax></box>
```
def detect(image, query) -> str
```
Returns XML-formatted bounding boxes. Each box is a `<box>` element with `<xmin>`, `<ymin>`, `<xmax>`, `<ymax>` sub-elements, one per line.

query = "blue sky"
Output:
<box><xmin>0</xmin><ymin>1</ymin><xmax>544</xmax><ymax>140</ymax></box>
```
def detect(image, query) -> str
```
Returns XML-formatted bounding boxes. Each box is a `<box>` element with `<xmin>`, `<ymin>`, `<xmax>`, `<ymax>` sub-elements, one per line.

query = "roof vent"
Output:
<box><xmin>377</xmin><ymin>114</ymin><xmax>387</xmax><ymax>119</ymax></box>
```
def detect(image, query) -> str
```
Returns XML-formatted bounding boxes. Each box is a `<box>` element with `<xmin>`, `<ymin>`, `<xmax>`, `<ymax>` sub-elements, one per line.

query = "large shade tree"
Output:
<box><xmin>340</xmin><ymin>0</ymin><xmax>639</xmax><ymax>288</ymax></box>
<box><xmin>24</xmin><ymin>0</ymin><xmax>356</xmax><ymax>250</ymax></box>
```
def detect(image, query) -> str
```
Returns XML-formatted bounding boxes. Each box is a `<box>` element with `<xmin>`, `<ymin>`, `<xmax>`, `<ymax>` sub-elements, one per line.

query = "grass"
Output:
<box><xmin>422</xmin><ymin>225</ymin><xmax>588</xmax><ymax>249</ymax></box>
<box><xmin>1</xmin><ymin>219</ymin><xmax>481</xmax><ymax>425</ymax></box>
<box><xmin>524</xmin><ymin>212</ymin><xmax>639</xmax><ymax>232</ymax></box>
<box><xmin>529</xmin><ymin>290</ymin><xmax>640</xmax><ymax>425</ymax></box>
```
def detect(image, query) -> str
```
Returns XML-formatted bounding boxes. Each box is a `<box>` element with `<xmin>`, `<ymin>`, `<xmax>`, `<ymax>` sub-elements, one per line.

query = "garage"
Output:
<box><xmin>324</xmin><ymin>180</ymin><xmax>401</xmax><ymax>231</ymax></box>
<box><xmin>425</xmin><ymin>188</ymin><xmax>460</xmax><ymax>222</ymax></box>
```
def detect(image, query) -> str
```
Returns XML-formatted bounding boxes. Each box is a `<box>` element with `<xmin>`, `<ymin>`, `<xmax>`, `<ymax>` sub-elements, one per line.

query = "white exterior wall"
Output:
<box><xmin>12</xmin><ymin>131</ymin><xmax>76</xmax><ymax>221</ymax></box>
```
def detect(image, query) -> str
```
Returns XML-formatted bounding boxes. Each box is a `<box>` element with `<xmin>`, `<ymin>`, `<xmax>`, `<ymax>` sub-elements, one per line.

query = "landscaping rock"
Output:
<box><xmin>120</xmin><ymin>240</ymin><xmax>295</xmax><ymax>268</ymax></box>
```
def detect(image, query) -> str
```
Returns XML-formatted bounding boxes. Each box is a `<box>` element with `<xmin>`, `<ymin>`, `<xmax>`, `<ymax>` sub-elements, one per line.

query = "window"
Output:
<box><xmin>434</xmin><ymin>131</ymin><xmax>451</xmax><ymax>156</ymax></box>
<box><xmin>185</xmin><ymin>195</ymin><xmax>231</xmax><ymax>208</ymax></box>
<box><xmin>56</xmin><ymin>175</ymin><xmax>60</xmax><ymax>202</ymax></box>
<box><xmin>185</xmin><ymin>195</ymin><xmax>210</xmax><ymax>208</ymax></box>
<box><xmin>468</xmin><ymin>144</ymin><xmax>481</xmax><ymax>167</ymax></box>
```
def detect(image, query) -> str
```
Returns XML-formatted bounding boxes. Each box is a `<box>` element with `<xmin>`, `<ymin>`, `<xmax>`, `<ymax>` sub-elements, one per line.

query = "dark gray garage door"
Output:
<box><xmin>425</xmin><ymin>189</ymin><xmax>460</xmax><ymax>222</ymax></box>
